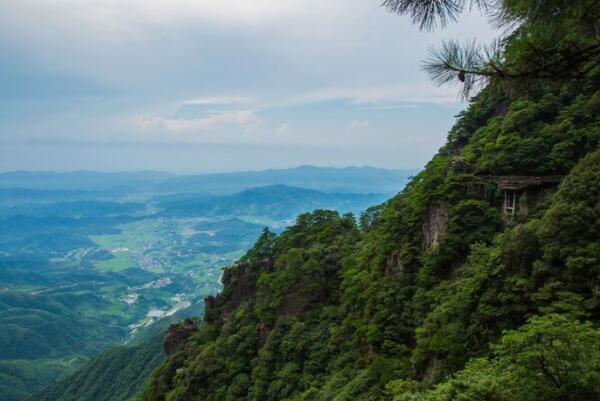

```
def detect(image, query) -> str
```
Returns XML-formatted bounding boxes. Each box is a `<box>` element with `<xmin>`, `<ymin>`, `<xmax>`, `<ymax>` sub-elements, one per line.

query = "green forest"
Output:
<box><xmin>137</xmin><ymin>1</ymin><xmax>600</xmax><ymax>400</ymax></box>
<box><xmin>0</xmin><ymin>181</ymin><xmax>386</xmax><ymax>401</ymax></box>
<box><xmin>30</xmin><ymin>336</ymin><xmax>164</xmax><ymax>401</ymax></box>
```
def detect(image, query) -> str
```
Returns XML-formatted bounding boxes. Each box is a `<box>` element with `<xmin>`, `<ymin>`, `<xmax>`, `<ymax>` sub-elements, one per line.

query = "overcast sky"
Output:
<box><xmin>0</xmin><ymin>0</ymin><xmax>495</xmax><ymax>173</ymax></box>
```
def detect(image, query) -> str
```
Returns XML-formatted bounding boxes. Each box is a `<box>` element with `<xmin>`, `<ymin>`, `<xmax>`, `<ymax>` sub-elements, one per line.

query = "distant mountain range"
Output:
<box><xmin>156</xmin><ymin>184</ymin><xmax>388</xmax><ymax>220</ymax></box>
<box><xmin>0</xmin><ymin>171</ymin><xmax>171</xmax><ymax>192</ymax></box>
<box><xmin>154</xmin><ymin>166</ymin><xmax>417</xmax><ymax>195</ymax></box>
<box><xmin>0</xmin><ymin>166</ymin><xmax>411</xmax><ymax>401</ymax></box>
<box><xmin>0</xmin><ymin>166</ymin><xmax>417</xmax><ymax>195</ymax></box>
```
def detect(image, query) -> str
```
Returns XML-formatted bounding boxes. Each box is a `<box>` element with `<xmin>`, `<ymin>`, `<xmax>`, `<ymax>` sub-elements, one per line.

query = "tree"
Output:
<box><xmin>382</xmin><ymin>0</ymin><xmax>600</xmax><ymax>98</ymax></box>
<box><xmin>388</xmin><ymin>314</ymin><xmax>600</xmax><ymax>401</ymax></box>
<box><xmin>241</xmin><ymin>228</ymin><xmax>276</xmax><ymax>263</ymax></box>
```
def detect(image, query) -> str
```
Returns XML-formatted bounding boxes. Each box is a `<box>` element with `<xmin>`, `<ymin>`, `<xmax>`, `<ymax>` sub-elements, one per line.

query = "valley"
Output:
<box><xmin>3</xmin><ymin>1</ymin><xmax>600</xmax><ymax>400</ymax></box>
<box><xmin>0</xmin><ymin>168</ymin><xmax>401</xmax><ymax>401</ymax></box>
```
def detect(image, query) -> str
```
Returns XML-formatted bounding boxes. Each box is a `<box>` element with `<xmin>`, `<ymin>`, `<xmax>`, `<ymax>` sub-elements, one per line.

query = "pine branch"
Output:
<box><xmin>423</xmin><ymin>39</ymin><xmax>503</xmax><ymax>99</ymax></box>
<box><xmin>423</xmin><ymin>37</ymin><xmax>600</xmax><ymax>99</ymax></box>
<box><xmin>381</xmin><ymin>0</ymin><xmax>494</xmax><ymax>30</ymax></box>
<box><xmin>381</xmin><ymin>0</ymin><xmax>463</xmax><ymax>30</ymax></box>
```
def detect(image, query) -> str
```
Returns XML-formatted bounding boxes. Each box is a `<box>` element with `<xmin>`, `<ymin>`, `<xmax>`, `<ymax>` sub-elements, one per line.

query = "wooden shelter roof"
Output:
<box><xmin>478</xmin><ymin>175</ymin><xmax>563</xmax><ymax>190</ymax></box>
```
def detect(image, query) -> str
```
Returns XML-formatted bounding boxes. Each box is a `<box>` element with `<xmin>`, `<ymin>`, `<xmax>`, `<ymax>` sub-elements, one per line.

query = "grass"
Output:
<box><xmin>95</xmin><ymin>254</ymin><xmax>137</xmax><ymax>272</ymax></box>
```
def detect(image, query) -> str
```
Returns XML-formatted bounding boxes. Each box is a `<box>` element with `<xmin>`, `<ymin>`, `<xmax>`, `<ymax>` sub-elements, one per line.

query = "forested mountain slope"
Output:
<box><xmin>29</xmin><ymin>336</ymin><xmax>164</xmax><ymax>401</ymax></box>
<box><xmin>139</xmin><ymin>1</ymin><xmax>600</xmax><ymax>400</ymax></box>
<box><xmin>0</xmin><ymin>180</ymin><xmax>388</xmax><ymax>401</ymax></box>
<box><xmin>158</xmin><ymin>185</ymin><xmax>386</xmax><ymax>220</ymax></box>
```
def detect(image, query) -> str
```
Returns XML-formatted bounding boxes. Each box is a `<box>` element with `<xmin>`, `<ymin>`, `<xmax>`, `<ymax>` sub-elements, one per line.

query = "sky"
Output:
<box><xmin>0</xmin><ymin>0</ymin><xmax>496</xmax><ymax>173</ymax></box>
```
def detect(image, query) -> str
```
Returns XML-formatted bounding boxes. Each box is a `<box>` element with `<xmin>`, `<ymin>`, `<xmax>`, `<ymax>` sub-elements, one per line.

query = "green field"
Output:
<box><xmin>0</xmin><ymin>215</ymin><xmax>266</xmax><ymax>401</ymax></box>
<box><xmin>0</xmin><ymin>182</ymin><xmax>387</xmax><ymax>401</ymax></box>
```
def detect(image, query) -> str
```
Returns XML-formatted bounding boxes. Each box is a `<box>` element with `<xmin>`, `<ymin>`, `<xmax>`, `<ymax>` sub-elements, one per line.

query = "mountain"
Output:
<box><xmin>11</xmin><ymin>2</ymin><xmax>600</xmax><ymax>400</ymax></box>
<box><xmin>154</xmin><ymin>166</ymin><xmax>417</xmax><ymax>195</ymax></box>
<box><xmin>142</xmin><ymin>99</ymin><xmax>600</xmax><ymax>401</ymax></box>
<box><xmin>0</xmin><ymin>167</ymin><xmax>416</xmax><ymax>197</ymax></box>
<box><xmin>0</xmin><ymin>171</ymin><xmax>172</xmax><ymax>192</ymax></box>
<box><xmin>0</xmin><ymin>182</ymin><xmax>391</xmax><ymax>401</ymax></box>
<box><xmin>137</xmin><ymin>3</ymin><xmax>600</xmax><ymax>399</ymax></box>
<box><xmin>0</xmin><ymin>200</ymin><xmax>145</xmax><ymax>219</ymax></box>
<box><xmin>0</xmin><ymin>358</ymin><xmax>80</xmax><ymax>401</ymax></box>
<box><xmin>0</xmin><ymin>189</ymin><xmax>98</xmax><ymax>206</ymax></box>
<box><xmin>157</xmin><ymin>184</ymin><xmax>387</xmax><ymax>220</ymax></box>
<box><xmin>28</xmin><ymin>336</ymin><xmax>164</xmax><ymax>401</ymax></box>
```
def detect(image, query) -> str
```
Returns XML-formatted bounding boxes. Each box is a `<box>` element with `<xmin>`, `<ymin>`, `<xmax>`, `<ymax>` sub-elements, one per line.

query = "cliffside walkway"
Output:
<box><xmin>476</xmin><ymin>174</ymin><xmax>564</xmax><ymax>217</ymax></box>
<box><xmin>480</xmin><ymin>175</ymin><xmax>563</xmax><ymax>190</ymax></box>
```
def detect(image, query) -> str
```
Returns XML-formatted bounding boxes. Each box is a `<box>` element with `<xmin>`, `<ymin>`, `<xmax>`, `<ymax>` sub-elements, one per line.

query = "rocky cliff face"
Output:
<box><xmin>421</xmin><ymin>202</ymin><xmax>449</xmax><ymax>249</ymax></box>
<box><xmin>139</xmin><ymin>10</ymin><xmax>600</xmax><ymax>397</ymax></box>
<box><xmin>140</xmin><ymin>79</ymin><xmax>600</xmax><ymax>400</ymax></box>
<box><xmin>163</xmin><ymin>319</ymin><xmax>198</xmax><ymax>355</ymax></box>
<box><xmin>204</xmin><ymin>258</ymin><xmax>270</xmax><ymax>325</ymax></box>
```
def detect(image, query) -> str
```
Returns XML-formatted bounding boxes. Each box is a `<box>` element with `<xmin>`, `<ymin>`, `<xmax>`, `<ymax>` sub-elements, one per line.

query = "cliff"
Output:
<box><xmin>138</xmin><ymin>1</ymin><xmax>600</xmax><ymax>400</ymax></box>
<box><xmin>139</xmin><ymin>80</ymin><xmax>600</xmax><ymax>401</ymax></box>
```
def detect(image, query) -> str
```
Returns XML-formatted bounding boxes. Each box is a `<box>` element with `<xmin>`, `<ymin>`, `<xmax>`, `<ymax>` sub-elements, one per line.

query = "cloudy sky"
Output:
<box><xmin>0</xmin><ymin>0</ymin><xmax>495</xmax><ymax>173</ymax></box>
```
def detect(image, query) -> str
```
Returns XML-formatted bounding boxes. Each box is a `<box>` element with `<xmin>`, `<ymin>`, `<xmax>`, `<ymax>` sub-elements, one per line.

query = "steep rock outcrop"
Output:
<box><xmin>163</xmin><ymin>319</ymin><xmax>198</xmax><ymax>355</ymax></box>
<box><xmin>421</xmin><ymin>202</ymin><xmax>449</xmax><ymax>249</ymax></box>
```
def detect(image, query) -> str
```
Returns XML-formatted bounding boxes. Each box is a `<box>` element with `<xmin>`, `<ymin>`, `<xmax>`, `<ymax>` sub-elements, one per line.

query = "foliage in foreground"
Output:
<box><xmin>387</xmin><ymin>315</ymin><xmax>600</xmax><ymax>401</ymax></box>
<box><xmin>140</xmin><ymin>103</ymin><xmax>600</xmax><ymax>400</ymax></box>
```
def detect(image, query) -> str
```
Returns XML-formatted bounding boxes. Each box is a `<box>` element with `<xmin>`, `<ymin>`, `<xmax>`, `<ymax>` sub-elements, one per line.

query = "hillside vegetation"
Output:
<box><xmin>140</xmin><ymin>1</ymin><xmax>600</xmax><ymax>400</ymax></box>
<box><xmin>28</xmin><ymin>337</ymin><xmax>164</xmax><ymax>401</ymax></box>
<box><xmin>0</xmin><ymin>178</ymin><xmax>385</xmax><ymax>400</ymax></box>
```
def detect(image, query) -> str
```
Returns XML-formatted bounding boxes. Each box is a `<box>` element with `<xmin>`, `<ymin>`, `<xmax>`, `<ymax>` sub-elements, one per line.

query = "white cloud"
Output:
<box><xmin>180</xmin><ymin>96</ymin><xmax>251</xmax><ymax>106</ymax></box>
<box><xmin>176</xmin><ymin>83</ymin><xmax>457</xmax><ymax>113</ymax></box>
<box><xmin>5</xmin><ymin>0</ymin><xmax>349</xmax><ymax>34</ymax></box>
<box><xmin>284</xmin><ymin>82</ymin><xmax>462</xmax><ymax>107</ymax></box>
<box><xmin>275</xmin><ymin>122</ymin><xmax>291</xmax><ymax>136</ymax></box>
<box><xmin>134</xmin><ymin>110</ymin><xmax>259</xmax><ymax>133</ymax></box>
<box><xmin>0</xmin><ymin>1</ymin><xmax>497</xmax><ymax>170</ymax></box>
<box><xmin>347</xmin><ymin>120</ymin><xmax>370</xmax><ymax>131</ymax></box>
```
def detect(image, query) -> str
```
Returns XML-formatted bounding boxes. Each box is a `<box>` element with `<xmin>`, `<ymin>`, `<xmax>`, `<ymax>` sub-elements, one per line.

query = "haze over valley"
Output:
<box><xmin>3</xmin><ymin>1</ymin><xmax>600</xmax><ymax>401</ymax></box>
<box><xmin>0</xmin><ymin>166</ymin><xmax>412</xmax><ymax>401</ymax></box>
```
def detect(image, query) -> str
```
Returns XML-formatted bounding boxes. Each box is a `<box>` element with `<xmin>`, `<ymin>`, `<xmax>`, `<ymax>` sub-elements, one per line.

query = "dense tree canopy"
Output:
<box><xmin>139</xmin><ymin>1</ymin><xmax>600</xmax><ymax>400</ymax></box>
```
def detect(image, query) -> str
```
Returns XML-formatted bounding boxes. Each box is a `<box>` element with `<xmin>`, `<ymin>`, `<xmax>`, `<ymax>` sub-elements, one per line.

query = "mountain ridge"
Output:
<box><xmin>153</xmin><ymin>166</ymin><xmax>417</xmax><ymax>195</ymax></box>
<box><xmin>137</xmin><ymin>14</ymin><xmax>600</xmax><ymax>397</ymax></box>
<box><xmin>0</xmin><ymin>166</ymin><xmax>417</xmax><ymax>195</ymax></box>
<box><xmin>156</xmin><ymin>184</ymin><xmax>388</xmax><ymax>220</ymax></box>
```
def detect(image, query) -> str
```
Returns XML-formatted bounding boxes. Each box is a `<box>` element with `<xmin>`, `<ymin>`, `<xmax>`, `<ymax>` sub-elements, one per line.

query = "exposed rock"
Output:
<box><xmin>204</xmin><ymin>258</ymin><xmax>271</xmax><ymax>325</ymax></box>
<box><xmin>384</xmin><ymin>254</ymin><xmax>402</xmax><ymax>278</ymax></box>
<box><xmin>450</xmin><ymin>140</ymin><xmax>465</xmax><ymax>156</ymax></box>
<box><xmin>163</xmin><ymin>318</ymin><xmax>198</xmax><ymax>356</ymax></box>
<box><xmin>422</xmin><ymin>202</ymin><xmax>449</xmax><ymax>250</ymax></box>
<box><xmin>450</xmin><ymin>156</ymin><xmax>467</xmax><ymax>172</ymax></box>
